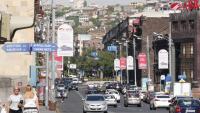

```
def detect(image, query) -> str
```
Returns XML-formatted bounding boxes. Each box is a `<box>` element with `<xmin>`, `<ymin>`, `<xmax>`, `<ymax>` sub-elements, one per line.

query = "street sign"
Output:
<box><xmin>161</xmin><ymin>75</ymin><xmax>165</xmax><ymax>80</ymax></box>
<box><xmin>2</xmin><ymin>43</ymin><xmax>30</xmax><ymax>52</ymax></box>
<box><xmin>107</xmin><ymin>45</ymin><xmax>117</xmax><ymax>52</ymax></box>
<box><xmin>120</xmin><ymin>57</ymin><xmax>126</xmax><ymax>70</ymax></box>
<box><xmin>32</xmin><ymin>43</ymin><xmax>57</xmax><ymax>52</ymax></box>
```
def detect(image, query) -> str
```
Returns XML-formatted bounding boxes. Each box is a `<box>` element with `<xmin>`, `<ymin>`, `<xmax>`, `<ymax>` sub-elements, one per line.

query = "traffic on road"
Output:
<box><xmin>55</xmin><ymin>78</ymin><xmax>200</xmax><ymax>113</ymax></box>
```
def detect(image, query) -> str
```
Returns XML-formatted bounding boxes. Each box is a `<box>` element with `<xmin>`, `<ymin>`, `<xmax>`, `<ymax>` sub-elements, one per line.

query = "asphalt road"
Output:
<box><xmin>58</xmin><ymin>85</ymin><xmax>169</xmax><ymax>113</ymax></box>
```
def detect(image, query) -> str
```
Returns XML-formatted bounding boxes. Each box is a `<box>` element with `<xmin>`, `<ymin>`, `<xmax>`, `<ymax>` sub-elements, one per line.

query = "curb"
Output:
<box><xmin>56</xmin><ymin>102</ymin><xmax>60</xmax><ymax>113</ymax></box>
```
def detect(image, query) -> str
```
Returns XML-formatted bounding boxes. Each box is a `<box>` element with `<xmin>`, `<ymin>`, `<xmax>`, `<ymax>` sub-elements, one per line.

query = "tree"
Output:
<box><xmin>64</xmin><ymin>48</ymin><xmax>115</xmax><ymax>77</ymax></box>
<box><xmin>90</xmin><ymin>18</ymin><xmax>101</xmax><ymax>28</ymax></box>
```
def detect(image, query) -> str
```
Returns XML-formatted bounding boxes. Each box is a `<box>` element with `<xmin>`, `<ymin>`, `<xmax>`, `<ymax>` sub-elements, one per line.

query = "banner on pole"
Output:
<box><xmin>138</xmin><ymin>53</ymin><xmax>147</xmax><ymax>69</ymax></box>
<box><xmin>158</xmin><ymin>49</ymin><xmax>168</xmax><ymax>69</ymax></box>
<box><xmin>57</xmin><ymin>24</ymin><xmax>74</xmax><ymax>56</ymax></box>
<box><xmin>114</xmin><ymin>59</ymin><xmax>120</xmax><ymax>71</ymax></box>
<box><xmin>120</xmin><ymin>57</ymin><xmax>126</xmax><ymax>70</ymax></box>
<box><xmin>127</xmin><ymin>56</ymin><xmax>134</xmax><ymax>70</ymax></box>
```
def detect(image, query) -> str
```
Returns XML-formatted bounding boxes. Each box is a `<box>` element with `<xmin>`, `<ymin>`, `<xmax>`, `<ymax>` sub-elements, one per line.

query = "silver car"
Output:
<box><xmin>104</xmin><ymin>94</ymin><xmax>117</xmax><ymax>107</ymax></box>
<box><xmin>83</xmin><ymin>94</ymin><xmax>108</xmax><ymax>113</ymax></box>
<box><xmin>124</xmin><ymin>90</ymin><xmax>141</xmax><ymax>107</ymax></box>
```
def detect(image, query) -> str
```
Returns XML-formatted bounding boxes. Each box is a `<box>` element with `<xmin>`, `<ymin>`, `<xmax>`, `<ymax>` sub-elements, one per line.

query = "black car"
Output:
<box><xmin>69</xmin><ymin>83</ymin><xmax>78</xmax><ymax>91</ymax></box>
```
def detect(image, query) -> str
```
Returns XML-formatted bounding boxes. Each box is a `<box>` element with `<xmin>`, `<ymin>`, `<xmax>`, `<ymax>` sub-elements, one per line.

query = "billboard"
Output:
<box><xmin>78</xmin><ymin>34</ymin><xmax>91</xmax><ymax>41</ymax></box>
<box><xmin>138</xmin><ymin>53</ymin><xmax>147</xmax><ymax>69</ymax></box>
<box><xmin>57</xmin><ymin>24</ymin><xmax>74</xmax><ymax>56</ymax></box>
<box><xmin>158</xmin><ymin>49</ymin><xmax>168</xmax><ymax>69</ymax></box>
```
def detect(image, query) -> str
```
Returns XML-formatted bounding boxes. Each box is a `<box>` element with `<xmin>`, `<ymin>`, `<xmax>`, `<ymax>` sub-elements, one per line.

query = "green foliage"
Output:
<box><xmin>64</xmin><ymin>48</ymin><xmax>115</xmax><ymax>77</ymax></box>
<box><xmin>55</xmin><ymin>7</ymin><xmax>71</xmax><ymax>17</ymax></box>
<box><xmin>65</xmin><ymin>16</ymin><xmax>79</xmax><ymax>27</ymax></box>
<box><xmin>90</xmin><ymin>18</ymin><xmax>101</xmax><ymax>28</ymax></box>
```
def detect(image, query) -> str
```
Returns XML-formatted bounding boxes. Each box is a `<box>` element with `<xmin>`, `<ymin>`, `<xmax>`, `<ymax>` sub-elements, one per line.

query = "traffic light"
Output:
<box><xmin>0</xmin><ymin>12</ymin><xmax>34</xmax><ymax>43</ymax></box>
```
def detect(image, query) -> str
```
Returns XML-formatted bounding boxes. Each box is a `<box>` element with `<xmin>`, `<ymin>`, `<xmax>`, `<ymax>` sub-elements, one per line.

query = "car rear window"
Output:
<box><xmin>157</xmin><ymin>96</ymin><xmax>170</xmax><ymax>98</ymax></box>
<box><xmin>178</xmin><ymin>99</ymin><xmax>200</xmax><ymax>106</ymax></box>
<box><xmin>87</xmin><ymin>96</ymin><xmax>105</xmax><ymax>101</ymax></box>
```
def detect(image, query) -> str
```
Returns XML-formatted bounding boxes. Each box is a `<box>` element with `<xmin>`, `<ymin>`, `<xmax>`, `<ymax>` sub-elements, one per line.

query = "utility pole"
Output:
<box><xmin>147</xmin><ymin>36</ymin><xmax>151</xmax><ymax>81</ymax></box>
<box><xmin>45</xmin><ymin>17</ymin><xmax>50</xmax><ymax>109</ymax></box>
<box><xmin>126</xmin><ymin>40</ymin><xmax>129</xmax><ymax>84</ymax></box>
<box><xmin>119</xmin><ymin>43</ymin><xmax>123</xmax><ymax>84</ymax></box>
<box><xmin>51</xmin><ymin>0</ymin><xmax>56</xmax><ymax>88</ymax></box>
<box><xmin>133</xmin><ymin>37</ymin><xmax>137</xmax><ymax>86</ymax></box>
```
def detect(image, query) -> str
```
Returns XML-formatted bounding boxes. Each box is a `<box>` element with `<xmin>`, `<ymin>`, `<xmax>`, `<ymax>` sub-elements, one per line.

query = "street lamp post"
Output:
<box><xmin>133</xmin><ymin>37</ymin><xmax>137</xmax><ymax>86</ymax></box>
<box><xmin>126</xmin><ymin>40</ymin><xmax>129</xmax><ymax>84</ymax></box>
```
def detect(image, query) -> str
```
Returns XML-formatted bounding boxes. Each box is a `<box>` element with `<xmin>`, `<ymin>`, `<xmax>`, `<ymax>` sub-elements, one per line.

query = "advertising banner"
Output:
<box><xmin>138</xmin><ymin>53</ymin><xmax>147</xmax><ymax>69</ymax></box>
<box><xmin>158</xmin><ymin>49</ymin><xmax>168</xmax><ymax>69</ymax></box>
<box><xmin>114</xmin><ymin>59</ymin><xmax>120</xmax><ymax>71</ymax></box>
<box><xmin>127</xmin><ymin>56</ymin><xmax>134</xmax><ymax>70</ymax></box>
<box><xmin>57</xmin><ymin>24</ymin><xmax>74</xmax><ymax>56</ymax></box>
<box><xmin>120</xmin><ymin>57</ymin><xmax>126</xmax><ymax>70</ymax></box>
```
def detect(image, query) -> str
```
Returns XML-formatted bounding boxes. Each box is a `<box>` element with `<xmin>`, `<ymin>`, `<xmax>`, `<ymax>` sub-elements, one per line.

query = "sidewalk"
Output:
<box><xmin>39</xmin><ymin>106</ymin><xmax>56</xmax><ymax>113</ymax></box>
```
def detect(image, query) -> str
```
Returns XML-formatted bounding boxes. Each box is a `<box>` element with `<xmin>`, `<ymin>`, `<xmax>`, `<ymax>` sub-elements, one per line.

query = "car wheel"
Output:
<box><xmin>137</xmin><ymin>103</ymin><xmax>141</xmax><ymax>107</ymax></box>
<box><xmin>117</xmin><ymin>100</ymin><xmax>120</xmax><ymax>103</ymax></box>
<box><xmin>124</xmin><ymin>103</ymin><xmax>128</xmax><ymax>107</ymax></box>
<box><xmin>114</xmin><ymin>104</ymin><xmax>117</xmax><ymax>108</ymax></box>
<box><xmin>153</xmin><ymin>104</ymin><xmax>156</xmax><ymax>110</ymax></box>
<box><xmin>76</xmin><ymin>88</ymin><xmax>78</xmax><ymax>91</ymax></box>
<box><xmin>83</xmin><ymin>110</ymin><xmax>86</xmax><ymax>113</ymax></box>
<box><xmin>104</xmin><ymin>111</ymin><xmax>108</xmax><ymax>113</ymax></box>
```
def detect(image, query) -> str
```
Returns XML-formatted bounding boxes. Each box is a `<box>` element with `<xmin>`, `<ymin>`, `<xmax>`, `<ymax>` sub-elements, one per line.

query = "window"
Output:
<box><xmin>189</xmin><ymin>20</ymin><xmax>195</xmax><ymax>31</ymax></box>
<box><xmin>172</xmin><ymin>21</ymin><xmax>178</xmax><ymax>31</ymax></box>
<box><xmin>181</xmin><ymin>21</ymin><xmax>187</xmax><ymax>32</ymax></box>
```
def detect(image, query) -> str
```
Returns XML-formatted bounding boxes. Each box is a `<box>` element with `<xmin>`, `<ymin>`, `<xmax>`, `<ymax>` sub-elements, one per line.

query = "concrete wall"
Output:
<box><xmin>0</xmin><ymin>0</ymin><xmax>35</xmax><ymax>101</ymax></box>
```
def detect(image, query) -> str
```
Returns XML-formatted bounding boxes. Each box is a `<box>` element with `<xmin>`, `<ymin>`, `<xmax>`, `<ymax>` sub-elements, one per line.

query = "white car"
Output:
<box><xmin>104</xmin><ymin>94</ymin><xmax>117</xmax><ymax>107</ymax></box>
<box><xmin>56</xmin><ymin>84</ymin><xmax>65</xmax><ymax>90</ymax></box>
<box><xmin>106</xmin><ymin>90</ymin><xmax>121</xmax><ymax>103</ymax></box>
<box><xmin>83</xmin><ymin>94</ymin><xmax>107</xmax><ymax>113</ymax></box>
<box><xmin>150</xmin><ymin>95</ymin><xmax>171</xmax><ymax>110</ymax></box>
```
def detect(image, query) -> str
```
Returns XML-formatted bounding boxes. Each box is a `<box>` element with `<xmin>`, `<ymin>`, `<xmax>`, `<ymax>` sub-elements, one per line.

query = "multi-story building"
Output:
<box><xmin>170</xmin><ymin>11</ymin><xmax>200</xmax><ymax>97</ymax></box>
<box><xmin>0</xmin><ymin>0</ymin><xmax>35</xmax><ymax>101</ymax></box>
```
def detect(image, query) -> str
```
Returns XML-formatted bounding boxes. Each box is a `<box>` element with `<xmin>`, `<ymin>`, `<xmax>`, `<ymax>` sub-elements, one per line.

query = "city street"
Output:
<box><xmin>58</xmin><ymin>85</ymin><xmax>169</xmax><ymax>113</ymax></box>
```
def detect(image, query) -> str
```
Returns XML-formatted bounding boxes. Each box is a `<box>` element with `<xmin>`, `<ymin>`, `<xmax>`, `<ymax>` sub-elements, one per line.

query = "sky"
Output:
<box><xmin>42</xmin><ymin>0</ymin><xmax>146</xmax><ymax>6</ymax></box>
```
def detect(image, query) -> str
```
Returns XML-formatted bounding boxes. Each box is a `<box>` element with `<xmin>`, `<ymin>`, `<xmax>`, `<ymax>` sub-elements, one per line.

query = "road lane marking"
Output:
<box><xmin>76</xmin><ymin>90</ymin><xmax>84</xmax><ymax>99</ymax></box>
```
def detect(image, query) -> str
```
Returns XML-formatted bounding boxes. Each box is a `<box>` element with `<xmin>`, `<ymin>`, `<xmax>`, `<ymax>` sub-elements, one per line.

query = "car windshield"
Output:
<box><xmin>105</xmin><ymin>95</ymin><xmax>114</xmax><ymax>99</ymax></box>
<box><xmin>178</xmin><ymin>99</ymin><xmax>200</xmax><ymax>107</ymax></box>
<box><xmin>86</xmin><ymin>96</ymin><xmax>105</xmax><ymax>101</ymax></box>
<box><xmin>58</xmin><ymin>84</ymin><xmax>64</xmax><ymax>87</ymax></box>
<box><xmin>157</xmin><ymin>96</ymin><xmax>170</xmax><ymax>98</ymax></box>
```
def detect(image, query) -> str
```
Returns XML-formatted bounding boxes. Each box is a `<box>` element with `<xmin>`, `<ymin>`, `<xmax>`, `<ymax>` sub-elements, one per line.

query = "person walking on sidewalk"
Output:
<box><xmin>8</xmin><ymin>86</ymin><xmax>23</xmax><ymax>113</ymax></box>
<box><xmin>23</xmin><ymin>85</ymin><xmax>39</xmax><ymax>113</ymax></box>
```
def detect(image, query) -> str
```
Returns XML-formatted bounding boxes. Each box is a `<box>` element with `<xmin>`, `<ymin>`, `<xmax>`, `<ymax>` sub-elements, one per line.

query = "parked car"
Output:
<box><xmin>169</xmin><ymin>98</ymin><xmax>200</xmax><ymax>113</ymax></box>
<box><xmin>106</xmin><ymin>90</ymin><xmax>121</xmax><ymax>103</ymax></box>
<box><xmin>69</xmin><ymin>83</ymin><xmax>78</xmax><ymax>91</ymax></box>
<box><xmin>150</xmin><ymin>95</ymin><xmax>171</xmax><ymax>110</ymax></box>
<box><xmin>124</xmin><ymin>90</ymin><xmax>141</xmax><ymax>107</ymax></box>
<box><xmin>83</xmin><ymin>94</ymin><xmax>108</xmax><ymax>113</ymax></box>
<box><xmin>104</xmin><ymin>94</ymin><xmax>117</xmax><ymax>107</ymax></box>
<box><xmin>55</xmin><ymin>89</ymin><xmax>68</xmax><ymax>98</ymax></box>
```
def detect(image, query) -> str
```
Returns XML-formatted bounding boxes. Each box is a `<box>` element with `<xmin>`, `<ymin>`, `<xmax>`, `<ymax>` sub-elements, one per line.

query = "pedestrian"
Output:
<box><xmin>60</xmin><ymin>90</ymin><xmax>65</xmax><ymax>103</ymax></box>
<box><xmin>23</xmin><ymin>85</ymin><xmax>39</xmax><ymax>113</ymax></box>
<box><xmin>8</xmin><ymin>86</ymin><xmax>23</xmax><ymax>113</ymax></box>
